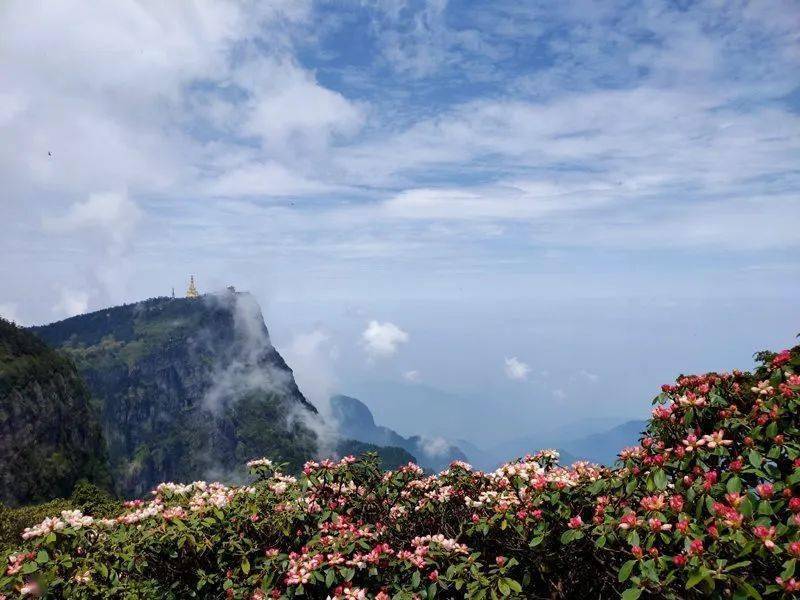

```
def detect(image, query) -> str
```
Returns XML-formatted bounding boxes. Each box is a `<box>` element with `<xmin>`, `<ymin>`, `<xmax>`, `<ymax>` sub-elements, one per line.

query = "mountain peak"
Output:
<box><xmin>28</xmin><ymin>293</ymin><xmax>318</xmax><ymax>497</ymax></box>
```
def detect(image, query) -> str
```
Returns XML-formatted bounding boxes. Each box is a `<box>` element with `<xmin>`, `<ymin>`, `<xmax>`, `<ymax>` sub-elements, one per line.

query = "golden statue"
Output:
<box><xmin>186</xmin><ymin>275</ymin><xmax>199</xmax><ymax>298</ymax></box>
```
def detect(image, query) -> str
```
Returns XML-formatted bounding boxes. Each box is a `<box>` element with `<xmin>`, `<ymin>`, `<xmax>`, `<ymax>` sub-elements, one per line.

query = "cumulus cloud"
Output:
<box><xmin>361</xmin><ymin>320</ymin><xmax>409</xmax><ymax>358</ymax></box>
<box><xmin>504</xmin><ymin>357</ymin><xmax>530</xmax><ymax>381</ymax></box>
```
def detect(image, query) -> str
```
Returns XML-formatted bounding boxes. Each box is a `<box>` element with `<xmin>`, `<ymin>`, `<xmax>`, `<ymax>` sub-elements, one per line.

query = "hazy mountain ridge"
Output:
<box><xmin>331</xmin><ymin>394</ymin><xmax>468</xmax><ymax>472</ymax></box>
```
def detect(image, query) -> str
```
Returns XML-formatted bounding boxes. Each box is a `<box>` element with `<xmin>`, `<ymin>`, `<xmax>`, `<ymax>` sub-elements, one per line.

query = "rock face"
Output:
<box><xmin>30</xmin><ymin>292</ymin><xmax>318</xmax><ymax>498</ymax></box>
<box><xmin>330</xmin><ymin>394</ymin><xmax>467</xmax><ymax>472</ymax></box>
<box><xmin>0</xmin><ymin>318</ymin><xmax>110</xmax><ymax>506</ymax></box>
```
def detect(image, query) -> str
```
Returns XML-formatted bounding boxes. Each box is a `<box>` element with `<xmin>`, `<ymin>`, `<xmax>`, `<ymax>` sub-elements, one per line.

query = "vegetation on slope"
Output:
<box><xmin>1</xmin><ymin>340</ymin><xmax>799</xmax><ymax>598</ymax></box>
<box><xmin>0</xmin><ymin>318</ymin><xmax>110</xmax><ymax>507</ymax></box>
<box><xmin>28</xmin><ymin>294</ymin><xmax>318</xmax><ymax>498</ymax></box>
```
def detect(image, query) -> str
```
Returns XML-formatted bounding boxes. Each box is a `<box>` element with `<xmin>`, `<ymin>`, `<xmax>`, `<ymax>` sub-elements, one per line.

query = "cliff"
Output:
<box><xmin>30</xmin><ymin>292</ymin><xmax>318</xmax><ymax>497</ymax></box>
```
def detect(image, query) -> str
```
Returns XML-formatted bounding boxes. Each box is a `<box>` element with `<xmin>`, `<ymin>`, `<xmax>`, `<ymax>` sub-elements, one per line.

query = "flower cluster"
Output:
<box><xmin>1</xmin><ymin>342</ymin><xmax>798</xmax><ymax>599</ymax></box>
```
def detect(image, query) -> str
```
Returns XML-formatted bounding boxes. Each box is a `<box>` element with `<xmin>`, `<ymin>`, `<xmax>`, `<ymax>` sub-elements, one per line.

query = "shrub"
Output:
<box><xmin>1</xmin><ymin>342</ymin><xmax>799</xmax><ymax>598</ymax></box>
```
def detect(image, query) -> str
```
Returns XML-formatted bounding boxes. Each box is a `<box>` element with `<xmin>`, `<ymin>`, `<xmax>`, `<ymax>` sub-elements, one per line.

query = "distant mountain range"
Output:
<box><xmin>459</xmin><ymin>418</ymin><xmax>647</xmax><ymax>471</ymax></box>
<box><xmin>330</xmin><ymin>394</ymin><xmax>467</xmax><ymax>472</ymax></box>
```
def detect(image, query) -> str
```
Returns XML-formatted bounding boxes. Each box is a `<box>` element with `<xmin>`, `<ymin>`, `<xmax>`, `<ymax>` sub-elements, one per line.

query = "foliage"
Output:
<box><xmin>0</xmin><ymin>483</ymin><xmax>117</xmax><ymax>552</ymax></box>
<box><xmin>335</xmin><ymin>442</ymin><xmax>417</xmax><ymax>471</ymax></box>
<box><xmin>2</xmin><ymin>342</ymin><xmax>800</xmax><ymax>598</ymax></box>
<box><xmin>0</xmin><ymin>318</ymin><xmax>111</xmax><ymax>507</ymax></box>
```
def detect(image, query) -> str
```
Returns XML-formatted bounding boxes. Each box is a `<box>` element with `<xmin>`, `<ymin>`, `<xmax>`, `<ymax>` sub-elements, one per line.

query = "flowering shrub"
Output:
<box><xmin>1</xmin><ymin>342</ymin><xmax>799</xmax><ymax>598</ymax></box>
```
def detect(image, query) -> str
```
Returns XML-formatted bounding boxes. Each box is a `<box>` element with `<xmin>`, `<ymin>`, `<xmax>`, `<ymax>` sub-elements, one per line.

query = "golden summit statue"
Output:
<box><xmin>186</xmin><ymin>275</ymin><xmax>199</xmax><ymax>299</ymax></box>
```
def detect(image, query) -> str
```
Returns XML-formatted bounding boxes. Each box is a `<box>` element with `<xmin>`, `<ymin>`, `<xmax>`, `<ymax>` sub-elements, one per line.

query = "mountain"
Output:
<box><xmin>487</xmin><ymin>416</ymin><xmax>642</xmax><ymax>466</ymax></box>
<box><xmin>0</xmin><ymin>318</ymin><xmax>110</xmax><ymax>506</ymax></box>
<box><xmin>30</xmin><ymin>292</ymin><xmax>318</xmax><ymax>497</ymax></box>
<box><xmin>334</xmin><ymin>440</ymin><xmax>416</xmax><ymax>471</ymax></box>
<box><xmin>330</xmin><ymin>394</ymin><xmax>467</xmax><ymax>472</ymax></box>
<box><xmin>561</xmin><ymin>420</ymin><xmax>647</xmax><ymax>465</ymax></box>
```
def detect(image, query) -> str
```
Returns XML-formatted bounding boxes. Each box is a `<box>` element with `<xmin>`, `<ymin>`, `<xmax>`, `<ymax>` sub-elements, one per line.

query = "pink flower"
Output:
<box><xmin>756</xmin><ymin>483</ymin><xmax>774</xmax><ymax>499</ymax></box>
<box><xmin>640</xmin><ymin>494</ymin><xmax>666</xmax><ymax>512</ymax></box>
<box><xmin>753</xmin><ymin>525</ymin><xmax>777</xmax><ymax>549</ymax></box>
<box><xmin>618</xmin><ymin>512</ymin><xmax>639</xmax><ymax>530</ymax></box>
<box><xmin>568</xmin><ymin>516</ymin><xmax>583</xmax><ymax>529</ymax></box>
<box><xmin>773</xmin><ymin>350</ymin><xmax>791</xmax><ymax>367</ymax></box>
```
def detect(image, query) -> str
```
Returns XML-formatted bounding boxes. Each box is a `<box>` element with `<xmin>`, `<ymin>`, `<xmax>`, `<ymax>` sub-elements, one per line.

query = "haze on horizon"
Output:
<box><xmin>1</xmin><ymin>1</ymin><xmax>798</xmax><ymax>447</ymax></box>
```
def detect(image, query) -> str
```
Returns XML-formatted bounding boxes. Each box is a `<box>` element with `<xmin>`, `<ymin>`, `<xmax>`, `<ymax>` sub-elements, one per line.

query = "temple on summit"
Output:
<box><xmin>186</xmin><ymin>275</ymin><xmax>199</xmax><ymax>298</ymax></box>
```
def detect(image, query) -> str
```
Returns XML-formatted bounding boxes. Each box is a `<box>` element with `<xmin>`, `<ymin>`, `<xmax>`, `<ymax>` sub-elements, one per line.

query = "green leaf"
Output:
<box><xmin>241</xmin><ymin>557</ymin><xmax>250</xmax><ymax>575</ymax></box>
<box><xmin>735</xmin><ymin>580</ymin><xmax>763</xmax><ymax>599</ymax></box>
<box><xmin>621</xmin><ymin>588</ymin><xmax>642</xmax><ymax>600</ymax></box>
<box><xmin>653</xmin><ymin>468</ymin><xmax>667</xmax><ymax>490</ymax></box>
<box><xmin>686</xmin><ymin>569</ymin><xmax>706</xmax><ymax>589</ymax></box>
<box><xmin>35</xmin><ymin>550</ymin><xmax>49</xmax><ymax>564</ymax></box>
<box><xmin>618</xmin><ymin>560</ymin><xmax>636</xmax><ymax>583</ymax></box>
<box><xmin>325</xmin><ymin>569</ymin><xmax>335</xmax><ymax>588</ymax></box>
<box><xmin>561</xmin><ymin>529</ymin><xmax>583</xmax><ymax>544</ymax></box>
<box><xmin>782</xmin><ymin>558</ymin><xmax>796</xmax><ymax>580</ymax></box>
<box><xmin>412</xmin><ymin>570</ymin><xmax>421</xmax><ymax>588</ymax></box>
<box><xmin>726</xmin><ymin>476</ymin><xmax>742</xmax><ymax>494</ymax></box>
<box><xmin>749</xmin><ymin>450</ymin><xmax>762</xmax><ymax>468</ymax></box>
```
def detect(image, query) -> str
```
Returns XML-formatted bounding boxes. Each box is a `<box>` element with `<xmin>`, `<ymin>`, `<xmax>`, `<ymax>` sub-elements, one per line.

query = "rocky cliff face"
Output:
<box><xmin>30</xmin><ymin>292</ymin><xmax>318</xmax><ymax>498</ymax></box>
<box><xmin>0</xmin><ymin>318</ymin><xmax>110</xmax><ymax>506</ymax></box>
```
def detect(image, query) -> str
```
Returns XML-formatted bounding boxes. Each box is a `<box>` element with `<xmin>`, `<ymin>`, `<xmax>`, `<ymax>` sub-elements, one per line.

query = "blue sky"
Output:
<box><xmin>1</xmin><ymin>1</ymin><xmax>798</xmax><ymax>444</ymax></box>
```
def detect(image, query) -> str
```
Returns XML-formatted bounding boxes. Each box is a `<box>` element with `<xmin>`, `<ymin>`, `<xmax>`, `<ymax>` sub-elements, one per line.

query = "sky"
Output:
<box><xmin>1</xmin><ymin>1</ymin><xmax>799</xmax><ymax>446</ymax></box>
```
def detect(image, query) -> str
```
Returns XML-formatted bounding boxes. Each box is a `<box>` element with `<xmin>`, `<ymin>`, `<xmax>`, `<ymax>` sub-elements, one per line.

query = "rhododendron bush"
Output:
<box><xmin>2</xmin><ymin>343</ymin><xmax>800</xmax><ymax>599</ymax></box>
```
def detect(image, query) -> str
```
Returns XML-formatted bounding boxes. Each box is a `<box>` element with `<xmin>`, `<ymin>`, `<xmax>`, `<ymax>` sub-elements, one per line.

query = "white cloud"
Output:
<box><xmin>234</xmin><ymin>56</ymin><xmax>364</xmax><ymax>150</ymax></box>
<box><xmin>281</xmin><ymin>328</ymin><xmax>339</xmax><ymax>417</ymax></box>
<box><xmin>0</xmin><ymin>303</ymin><xmax>20</xmax><ymax>324</ymax></box>
<box><xmin>53</xmin><ymin>288</ymin><xmax>89</xmax><ymax>318</ymax></box>
<box><xmin>206</xmin><ymin>161</ymin><xmax>337</xmax><ymax>198</ymax></box>
<box><xmin>418</xmin><ymin>435</ymin><xmax>451</xmax><ymax>458</ymax></box>
<box><xmin>362</xmin><ymin>320</ymin><xmax>409</xmax><ymax>358</ymax></box>
<box><xmin>43</xmin><ymin>191</ymin><xmax>141</xmax><ymax>247</ymax></box>
<box><xmin>504</xmin><ymin>356</ymin><xmax>530</xmax><ymax>381</ymax></box>
<box><xmin>403</xmin><ymin>369</ymin><xmax>421</xmax><ymax>382</ymax></box>
<box><xmin>578</xmin><ymin>370</ymin><xmax>599</xmax><ymax>383</ymax></box>
<box><xmin>552</xmin><ymin>389</ymin><xmax>567</xmax><ymax>401</ymax></box>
